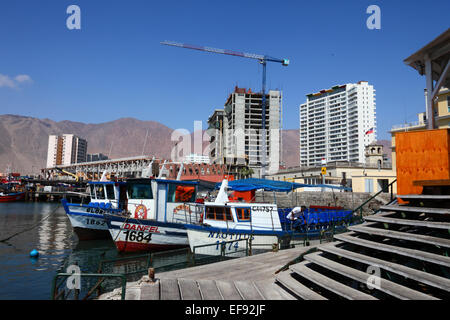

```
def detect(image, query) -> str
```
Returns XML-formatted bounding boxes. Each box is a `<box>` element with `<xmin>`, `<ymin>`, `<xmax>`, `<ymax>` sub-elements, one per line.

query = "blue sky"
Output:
<box><xmin>0</xmin><ymin>0</ymin><xmax>449</xmax><ymax>140</ymax></box>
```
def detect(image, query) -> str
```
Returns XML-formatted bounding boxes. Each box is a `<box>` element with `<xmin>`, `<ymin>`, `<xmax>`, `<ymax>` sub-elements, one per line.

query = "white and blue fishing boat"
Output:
<box><xmin>62</xmin><ymin>180</ymin><xmax>127</xmax><ymax>240</ymax></box>
<box><xmin>185</xmin><ymin>179</ymin><xmax>354</xmax><ymax>256</ymax></box>
<box><xmin>103</xmin><ymin>178</ymin><xmax>203</xmax><ymax>253</ymax></box>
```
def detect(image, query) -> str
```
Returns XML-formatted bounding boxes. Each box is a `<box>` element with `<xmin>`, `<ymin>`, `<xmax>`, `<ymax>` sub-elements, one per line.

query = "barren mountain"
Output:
<box><xmin>0</xmin><ymin>115</ymin><xmax>175</xmax><ymax>174</ymax></box>
<box><xmin>0</xmin><ymin>114</ymin><xmax>389</xmax><ymax>174</ymax></box>
<box><xmin>282</xmin><ymin>129</ymin><xmax>300</xmax><ymax>168</ymax></box>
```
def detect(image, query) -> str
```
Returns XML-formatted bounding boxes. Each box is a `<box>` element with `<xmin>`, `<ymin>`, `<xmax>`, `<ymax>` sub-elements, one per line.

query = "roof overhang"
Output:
<box><xmin>404</xmin><ymin>28</ymin><xmax>450</xmax><ymax>89</ymax></box>
<box><xmin>404</xmin><ymin>28</ymin><xmax>450</xmax><ymax>129</ymax></box>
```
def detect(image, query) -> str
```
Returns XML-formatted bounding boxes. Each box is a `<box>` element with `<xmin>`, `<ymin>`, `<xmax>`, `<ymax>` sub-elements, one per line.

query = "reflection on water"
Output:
<box><xmin>0</xmin><ymin>202</ymin><xmax>119</xmax><ymax>299</ymax></box>
<box><xmin>0</xmin><ymin>202</ymin><xmax>192</xmax><ymax>300</ymax></box>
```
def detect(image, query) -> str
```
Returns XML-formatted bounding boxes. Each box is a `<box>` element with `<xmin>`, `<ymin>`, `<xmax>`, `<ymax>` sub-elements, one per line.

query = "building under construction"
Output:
<box><xmin>207</xmin><ymin>86</ymin><xmax>282</xmax><ymax>177</ymax></box>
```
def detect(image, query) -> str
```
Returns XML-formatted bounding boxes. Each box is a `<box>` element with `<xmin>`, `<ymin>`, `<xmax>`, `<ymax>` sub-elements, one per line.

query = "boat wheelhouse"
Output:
<box><xmin>104</xmin><ymin>178</ymin><xmax>203</xmax><ymax>253</ymax></box>
<box><xmin>62</xmin><ymin>181</ymin><xmax>126</xmax><ymax>240</ymax></box>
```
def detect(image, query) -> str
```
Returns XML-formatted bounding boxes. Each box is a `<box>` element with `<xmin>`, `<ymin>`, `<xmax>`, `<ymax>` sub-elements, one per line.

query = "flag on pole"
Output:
<box><xmin>365</xmin><ymin>127</ymin><xmax>374</xmax><ymax>135</ymax></box>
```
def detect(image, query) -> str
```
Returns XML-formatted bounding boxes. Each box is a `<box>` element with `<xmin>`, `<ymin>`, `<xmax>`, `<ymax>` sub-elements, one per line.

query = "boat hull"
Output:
<box><xmin>0</xmin><ymin>192</ymin><xmax>25</xmax><ymax>202</ymax></box>
<box><xmin>185</xmin><ymin>225</ymin><xmax>285</xmax><ymax>257</ymax></box>
<box><xmin>62</xmin><ymin>200</ymin><xmax>119</xmax><ymax>241</ymax></box>
<box><xmin>104</xmin><ymin>214</ymin><xmax>189</xmax><ymax>253</ymax></box>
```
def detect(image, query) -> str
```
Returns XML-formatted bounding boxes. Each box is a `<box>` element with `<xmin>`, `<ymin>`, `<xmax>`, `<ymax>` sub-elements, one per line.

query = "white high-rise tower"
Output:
<box><xmin>299</xmin><ymin>81</ymin><xmax>376</xmax><ymax>167</ymax></box>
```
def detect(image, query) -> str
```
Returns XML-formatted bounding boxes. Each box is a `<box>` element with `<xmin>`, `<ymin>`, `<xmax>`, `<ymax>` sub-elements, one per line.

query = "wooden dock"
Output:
<box><xmin>99</xmin><ymin>246</ymin><xmax>315</xmax><ymax>300</ymax></box>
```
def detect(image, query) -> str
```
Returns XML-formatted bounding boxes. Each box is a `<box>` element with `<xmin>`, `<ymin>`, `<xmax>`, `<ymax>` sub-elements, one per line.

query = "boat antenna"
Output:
<box><xmin>158</xmin><ymin>160</ymin><xmax>167</xmax><ymax>179</ymax></box>
<box><xmin>176</xmin><ymin>162</ymin><xmax>184</xmax><ymax>181</ymax></box>
<box><xmin>141</xmin><ymin>129</ymin><xmax>149</xmax><ymax>156</ymax></box>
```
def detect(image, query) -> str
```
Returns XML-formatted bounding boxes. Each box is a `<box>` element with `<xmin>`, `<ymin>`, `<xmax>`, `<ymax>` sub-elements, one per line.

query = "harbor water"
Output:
<box><xmin>0</xmin><ymin>202</ymin><xmax>190</xmax><ymax>300</ymax></box>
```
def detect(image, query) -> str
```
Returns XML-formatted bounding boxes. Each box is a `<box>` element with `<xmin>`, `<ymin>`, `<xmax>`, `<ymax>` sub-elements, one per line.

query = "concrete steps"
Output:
<box><xmin>274</xmin><ymin>195</ymin><xmax>450</xmax><ymax>299</ymax></box>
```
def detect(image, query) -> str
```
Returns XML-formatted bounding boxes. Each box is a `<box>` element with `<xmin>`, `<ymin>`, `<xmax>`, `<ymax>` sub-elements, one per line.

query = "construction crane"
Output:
<box><xmin>160</xmin><ymin>40</ymin><xmax>289</xmax><ymax>178</ymax></box>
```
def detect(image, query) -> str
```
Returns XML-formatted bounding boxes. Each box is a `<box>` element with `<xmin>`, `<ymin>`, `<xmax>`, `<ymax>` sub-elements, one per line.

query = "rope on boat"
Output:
<box><xmin>0</xmin><ymin>204</ymin><xmax>61</xmax><ymax>243</ymax></box>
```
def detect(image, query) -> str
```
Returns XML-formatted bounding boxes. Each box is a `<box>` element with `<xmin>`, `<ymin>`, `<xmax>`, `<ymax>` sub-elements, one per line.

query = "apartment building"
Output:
<box><xmin>299</xmin><ymin>81</ymin><xmax>376</xmax><ymax>167</ymax></box>
<box><xmin>86</xmin><ymin>153</ymin><xmax>108</xmax><ymax>162</ymax></box>
<box><xmin>207</xmin><ymin>109</ymin><xmax>226</xmax><ymax>164</ymax></box>
<box><xmin>207</xmin><ymin>86</ymin><xmax>282</xmax><ymax>176</ymax></box>
<box><xmin>183</xmin><ymin>153</ymin><xmax>211</xmax><ymax>164</ymax></box>
<box><xmin>46</xmin><ymin>134</ymin><xmax>88</xmax><ymax>168</ymax></box>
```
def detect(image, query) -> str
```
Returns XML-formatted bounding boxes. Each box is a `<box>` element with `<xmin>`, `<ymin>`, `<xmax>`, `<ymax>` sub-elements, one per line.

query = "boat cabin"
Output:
<box><xmin>126</xmin><ymin>178</ymin><xmax>201</xmax><ymax>223</ymax></box>
<box><xmin>88</xmin><ymin>181</ymin><xmax>127</xmax><ymax>209</ymax></box>
<box><xmin>202</xmin><ymin>202</ymin><xmax>283</xmax><ymax>232</ymax></box>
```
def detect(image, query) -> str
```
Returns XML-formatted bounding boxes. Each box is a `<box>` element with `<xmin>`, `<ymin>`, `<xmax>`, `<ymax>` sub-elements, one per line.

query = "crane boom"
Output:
<box><xmin>161</xmin><ymin>41</ymin><xmax>289</xmax><ymax>66</ymax></box>
<box><xmin>161</xmin><ymin>40</ymin><xmax>289</xmax><ymax>178</ymax></box>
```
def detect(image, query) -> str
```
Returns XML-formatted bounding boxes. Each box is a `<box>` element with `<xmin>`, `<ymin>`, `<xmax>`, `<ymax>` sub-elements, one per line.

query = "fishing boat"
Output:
<box><xmin>0</xmin><ymin>191</ymin><xmax>25</xmax><ymax>202</ymax></box>
<box><xmin>184</xmin><ymin>178</ymin><xmax>354</xmax><ymax>256</ymax></box>
<box><xmin>103</xmin><ymin>178</ymin><xmax>203</xmax><ymax>253</ymax></box>
<box><xmin>62</xmin><ymin>180</ymin><xmax>127</xmax><ymax>240</ymax></box>
<box><xmin>184</xmin><ymin>179</ymin><xmax>291</xmax><ymax>256</ymax></box>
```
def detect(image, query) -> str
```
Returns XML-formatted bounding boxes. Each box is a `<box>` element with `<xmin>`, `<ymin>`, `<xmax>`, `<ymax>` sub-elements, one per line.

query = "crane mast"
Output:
<box><xmin>161</xmin><ymin>40</ymin><xmax>289</xmax><ymax>178</ymax></box>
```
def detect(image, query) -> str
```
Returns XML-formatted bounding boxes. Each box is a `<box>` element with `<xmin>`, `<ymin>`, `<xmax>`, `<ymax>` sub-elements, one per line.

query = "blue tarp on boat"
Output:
<box><xmin>215</xmin><ymin>178</ymin><xmax>351</xmax><ymax>192</ymax></box>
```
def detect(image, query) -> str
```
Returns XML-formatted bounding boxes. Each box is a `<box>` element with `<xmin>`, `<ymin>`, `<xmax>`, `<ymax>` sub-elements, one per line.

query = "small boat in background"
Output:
<box><xmin>0</xmin><ymin>191</ymin><xmax>25</xmax><ymax>202</ymax></box>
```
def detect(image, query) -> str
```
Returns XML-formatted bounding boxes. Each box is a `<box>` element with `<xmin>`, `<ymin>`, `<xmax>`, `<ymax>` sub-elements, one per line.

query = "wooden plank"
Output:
<box><xmin>348</xmin><ymin>224</ymin><xmax>450</xmax><ymax>248</ymax></box>
<box><xmin>413</xmin><ymin>179</ymin><xmax>450</xmax><ymax>187</ymax></box>
<box><xmin>334</xmin><ymin>233</ymin><xmax>450</xmax><ymax>268</ymax></box>
<box><xmin>197</xmin><ymin>280</ymin><xmax>223</xmax><ymax>300</ymax></box>
<box><xmin>319</xmin><ymin>242</ymin><xmax>450</xmax><ymax>292</ymax></box>
<box><xmin>156</xmin><ymin>246</ymin><xmax>315</xmax><ymax>281</ymax></box>
<box><xmin>397</xmin><ymin>194</ymin><xmax>450</xmax><ymax>200</ymax></box>
<box><xmin>275</xmin><ymin>271</ymin><xmax>327</xmax><ymax>300</ymax></box>
<box><xmin>304</xmin><ymin>252</ymin><xmax>437</xmax><ymax>300</ymax></box>
<box><xmin>140</xmin><ymin>282</ymin><xmax>160</xmax><ymax>300</ymax></box>
<box><xmin>254</xmin><ymin>280</ymin><xmax>296</xmax><ymax>300</ymax></box>
<box><xmin>215</xmin><ymin>280</ymin><xmax>242</xmax><ymax>300</ymax></box>
<box><xmin>234</xmin><ymin>281</ymin><xmax>265</xmax><ymax>300</ymax></box>
<box><xmin>379</xmin><ymin>205</ymin><xmax>450</xmax><ymax>215</ymax></box>
<box><xmin>290</xmin><ymin>262</ymin><xmax>377</xmax><ymax>300</ymax></box>
<box><xmin>125</xmin><ymin>287</ymin><xmax>141</xmax><ymax>300</ymax></box>
<box><xmin>178</xmin><ymin>278</ymin><xmax>202</xmax><ymax>300</ymax></box>
<box><xmin>364</xmin><ymin>214</ymin><xmax>450</xmax><ymax>230</ymax></box>
<box><xmin>159</xmin><ymin>278</ymin><xmax>180</xmax><ymax>300</ymax></box>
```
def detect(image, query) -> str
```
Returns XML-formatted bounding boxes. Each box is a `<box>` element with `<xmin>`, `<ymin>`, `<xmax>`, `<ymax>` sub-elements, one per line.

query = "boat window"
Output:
<box><xmin>167</xmin><ymin>184</ymin><xmax>196</xmax><ymax>203</ymax></box>
<box><xmin>95</xmin><ymin>185</ymin><xmax>105</xmax><ymax>199</ymax></box>
<box><xmin>128</xmin><ymin>183</ymin><xmax>153</xmax><ymax>200</ymax></box>
<box><xmin>89</xmin><ymin>186</ymin><xmax>96</xmax><ymax>199</ymax></box>
<box><xmin>106</xmin><ymin>184</ymin><xmax>115</xmax><ymax>200</ymax></box>
<box><xmin>205</xmin><ymin>206</ymin><xmax>233</xmax><ymax>221</ymax></box>
<box><xmin>236</xmin><ymin>208</ymin><xmax>251</xmax><ymax>221</ymax></box>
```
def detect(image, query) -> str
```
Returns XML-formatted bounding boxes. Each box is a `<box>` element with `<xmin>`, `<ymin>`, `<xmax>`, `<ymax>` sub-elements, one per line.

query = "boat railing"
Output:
<box><xmin>170</xmin><ymin>202</ymin><xmax>204</xmax><ymax>225</ymax></box>
<box><xmin>351</xmin><ymin>178</ymin><xmax>397</xmax><ymax>220</ymax></box>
